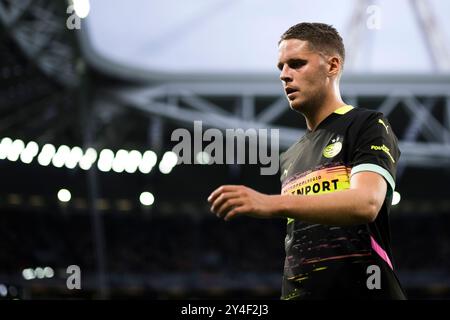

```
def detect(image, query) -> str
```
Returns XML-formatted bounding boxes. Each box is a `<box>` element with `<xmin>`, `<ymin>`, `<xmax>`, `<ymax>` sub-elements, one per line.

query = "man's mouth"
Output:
<box><xmin>285</xmin><ymin>87</ymin><xmax>299</xmax><ymax>98</ymax></box>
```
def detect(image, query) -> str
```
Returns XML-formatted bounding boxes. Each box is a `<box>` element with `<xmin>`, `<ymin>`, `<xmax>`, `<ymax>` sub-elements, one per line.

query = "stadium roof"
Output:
<box><xmin>83</xmin><ymin>0</ymin><xmax>450</xmax><ymax>78</ymax></box>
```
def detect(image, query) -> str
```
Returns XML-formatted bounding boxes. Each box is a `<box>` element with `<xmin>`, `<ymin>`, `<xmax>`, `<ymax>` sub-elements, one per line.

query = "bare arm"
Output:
<box><xmin>208</xmin><ymin>171</ymin><xmax>387</xmax><ymax>226</ymax></box>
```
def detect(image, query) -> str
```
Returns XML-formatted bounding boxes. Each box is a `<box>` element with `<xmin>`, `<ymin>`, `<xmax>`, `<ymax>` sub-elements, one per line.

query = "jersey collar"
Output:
<box><xmin>306</xmin><ymin>105</ymin><xmax>355</xmax><ymax>133</ymax></box>
<box><xmin>333</xmin><ymin>104</ymin><xmax>354</xmax><ymax>115</ymax></box>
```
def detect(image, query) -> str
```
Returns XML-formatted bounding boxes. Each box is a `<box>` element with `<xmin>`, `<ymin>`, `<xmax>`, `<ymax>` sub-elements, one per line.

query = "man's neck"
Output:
<box><xmin>305</xmin><ymin>94</ymin><xmax>346</xmax><ymax>132</ymax></box>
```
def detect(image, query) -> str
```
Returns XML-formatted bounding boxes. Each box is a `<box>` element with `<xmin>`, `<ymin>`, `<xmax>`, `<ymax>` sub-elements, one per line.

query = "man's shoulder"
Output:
<box><xmin>339</xmin><ymin>107</ymin><xmax>390</xmax><ymax>132</ymax></box>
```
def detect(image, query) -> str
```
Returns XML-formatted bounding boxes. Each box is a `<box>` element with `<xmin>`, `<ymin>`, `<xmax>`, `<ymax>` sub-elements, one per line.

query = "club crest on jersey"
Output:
<box><xmin>323</xmin><ymin>136</ymin><xmax>343</xmax><ymax>158</ymax></box>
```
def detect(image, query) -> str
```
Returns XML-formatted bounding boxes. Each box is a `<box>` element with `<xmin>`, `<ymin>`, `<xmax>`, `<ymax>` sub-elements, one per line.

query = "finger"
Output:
<box><xmin>207</xmin><ymin>186</ymin><xmax>227</xmax><ymax>203</ymax></box>
<box><xmin>224</xmin><ymin>206</ymin><xmax>244</xmax><ymax>221</ymax></box>
<box><xmin>208</xmin><ymin>185</ymin><xmax>241</xmax><ymax>203</ymax></box>
<box><xmin>216</xmin><ymin>197</ymin><xmax>244</xmax><ymax>219</ymax></box>
<box><xmin>211</xmin><ymin>191</ymin><xmax>241</xmax><ymax>215</ymax></box>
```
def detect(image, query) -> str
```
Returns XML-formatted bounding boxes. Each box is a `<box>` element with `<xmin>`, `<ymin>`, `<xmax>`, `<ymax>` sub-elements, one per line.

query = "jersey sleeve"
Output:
<box><xmin>350</xmin><ymin>112</ymin><xmax>401</xmax><ymax>194</ymax></box>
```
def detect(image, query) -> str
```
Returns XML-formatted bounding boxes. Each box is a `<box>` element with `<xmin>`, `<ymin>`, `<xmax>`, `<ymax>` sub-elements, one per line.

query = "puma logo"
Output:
<box><xmin>283</xmin><ymin>162</ymin><xmax>293</xmax><ymax>177</ymax></box>
<box><xmin>378</xmin><ymin>119</ymin><xmax>389</xmax><ymax>134</ymax></box>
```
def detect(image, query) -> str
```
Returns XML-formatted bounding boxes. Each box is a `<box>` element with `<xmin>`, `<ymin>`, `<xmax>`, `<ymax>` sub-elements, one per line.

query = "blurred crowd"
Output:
<box><xmin>1</xmin><ymin>207</ymin><xmax>449</xmax><ymax>299</ymax></box>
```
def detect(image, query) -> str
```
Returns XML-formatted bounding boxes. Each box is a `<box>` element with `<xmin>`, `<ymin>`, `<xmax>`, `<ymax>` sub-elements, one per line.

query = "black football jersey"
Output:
<box><xmin>280</xmin><ymin>105</ymin><xmax>406</xmax><ymax>300</ymax></box>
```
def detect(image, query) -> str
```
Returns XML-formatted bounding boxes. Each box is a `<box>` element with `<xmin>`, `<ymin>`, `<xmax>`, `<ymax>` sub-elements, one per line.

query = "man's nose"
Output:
<box><xmin>279</xmin><ymin>65</ymin><xmax>292</xmax><ymax>83</ymax></box>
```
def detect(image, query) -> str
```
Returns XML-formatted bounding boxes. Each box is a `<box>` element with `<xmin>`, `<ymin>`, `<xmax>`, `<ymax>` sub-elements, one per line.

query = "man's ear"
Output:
<box><xmin>327</xmin><ymin>56</ymin><xmax>341</xmax><ymax>76</ymax></box>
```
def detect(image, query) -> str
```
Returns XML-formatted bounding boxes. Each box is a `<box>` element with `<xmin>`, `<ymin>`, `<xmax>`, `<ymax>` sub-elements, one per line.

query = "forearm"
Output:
<box><xmin>272</xmin><ymin>189</ymin><xmax>380</xmax><ymax>226</ymax></box>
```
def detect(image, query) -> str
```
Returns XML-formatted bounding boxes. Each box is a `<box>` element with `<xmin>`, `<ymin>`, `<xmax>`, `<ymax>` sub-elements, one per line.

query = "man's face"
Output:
<box><xmin>277</xmin><ymin>39</ymin><xmax>329</xmax><ymax>113</ymax></box>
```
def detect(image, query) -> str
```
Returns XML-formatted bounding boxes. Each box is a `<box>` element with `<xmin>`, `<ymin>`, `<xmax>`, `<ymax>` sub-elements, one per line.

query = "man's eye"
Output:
<box><xmin>290</xmin><ymin>61</ymin><xmax>305</xmax><ymax>69</ymax></box>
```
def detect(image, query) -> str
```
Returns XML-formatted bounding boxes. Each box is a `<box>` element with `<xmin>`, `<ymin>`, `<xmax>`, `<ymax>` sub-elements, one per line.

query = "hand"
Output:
<box><xmin>207</xmin><ymin>185</ymin><xmax>279</xmax><ymax>221</ymax></box>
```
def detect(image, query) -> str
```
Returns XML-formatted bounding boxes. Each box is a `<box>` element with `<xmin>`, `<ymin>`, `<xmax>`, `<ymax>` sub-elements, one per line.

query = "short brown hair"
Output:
<box><xmin>279</xmin><ymin>22</ymin><xmax>345</xmax><ymax>65</ymax></box>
